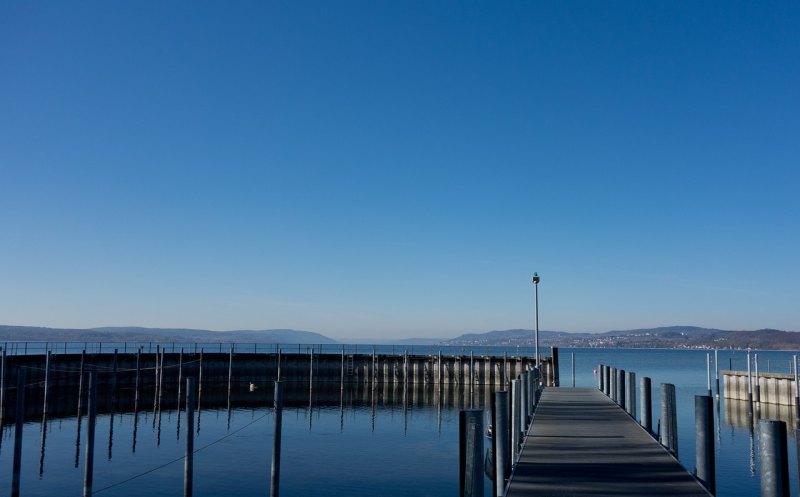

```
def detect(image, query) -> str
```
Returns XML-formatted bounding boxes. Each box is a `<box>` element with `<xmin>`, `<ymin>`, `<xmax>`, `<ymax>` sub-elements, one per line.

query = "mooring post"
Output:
<box><xmin>747</xmin><ymin>350</ymin><xmax>753</xmax><ymax>406</ymax></box>
<box><xmin>270</xmin><ymin>381</ymin><xmax>283</xmax><ymax>497</ymax></box>
<box><xmin>610</xmin><ymin>367</ymin><xmax>617</xmax><ymax>402</ymax></box>
<box><xmin>0</xmin><ymin>347</ymin><xmax>5</xmax><ymax>426</ymax></box>
<box><xmin>0</xmin><ymin>346</ymin><xmax>6</xmax><ymax>426</ymax></box>
<box><xmin>520</xmin><ymin>372</ymin><xmax>529</xmax><ymax>430</ymax></box>
<box><xmin>83</xmin><ymin>371</ymin><xmax>97</xmax><ymax>497</ymax></box>
<box><xmin>618</xmin><ymin>369</ymin><xmax>626</xmax><ymax>411</ymax></box>
<box><xmin>511</xmin><ymin>379</ymin><xmax>521</xmax><ymax>462</ymax></box>
<box><xmin>754</xmin><ymin>353</ymin><xmax>761</xmax><ymax>405</ymax></box>
<box><xmin>706</xmin><ymin>353</ymin><xmax>712</xmax><ymax>398</ymax></box>
<box><xmin>571</xmin><ymin>352</ymin><xmax>575</xmax><ymax>387</ymax></box>
<box><xmin>459</xmin><ymin>409</ymin><xmax>484</xmax><ymax>497</ymax></box>
<box><xmin>714</xmin><ymin>349</ymin><xmax>720</xmax><ymax>398</ymax></box>
<box><xmin>111</xmin><ymin>348</ymin><xmax>118</xmax><ymax>412</ymax></box>
<box><xmin>660</xmin><ymin>383</ymin><xmax>678</xmax><ymax>456</ymax></box>
<box><xmin>177</xmin><ymin>349</ymin><xmax>184</xmax><ymax>411</ymax></box>
<box><xmin>184</xmin><ymin>377</ymin><xmax>196</xmax><ymax>497</ymax></box>
<box><xmin>626</xmin><ymin>371</ymin><xmax>636</xmax><ymax>418</ymax></box>
<box><xmin>598</xmin><ymin>364</ymin><xmax>603</xmax><ymax>391</ymax></box>
<box><xmin>551</xmin><ymin>346</ymin><xmax>559</xmax><ymax>387</ymax></box>
<box><xmin>695</xmin><ymin>395</ymin><xmax>715</xmax><ymax>495</ymax></box>
<box><xmin>759</xmin><ymin>419</ymin><xmax>789</xmax><ymax>497</ymax></box>
<box><xmin>78</xmin><ymin>350</ymin><xmax>86</xmax><ymax>415</ymax></box>
<box><xmin>43</xmin><ymin>350</ymin><xmax>51</xmax><ymax>417</ymax></box>
<box><xmin>309</xmin><ymin>348</ymin><xmax>314</xmax><ymax>390</ymax></box>
<box><xmin>228</xmin><ymin>345</ymin><xmax>234</xmax><ymax>398</ymax></box>
<box><xmin>494</xmin><ymin>390</ymin><xmax>510</xmax><ymax>496</ymax></box>
<box><xmin>12</xmin><ymin>370</ymin><xmax>26</xmax><ymax>497</ymax></box>
<box><xmin>641</xmin><ymin>376</ymin><xmax>652</xmax><ymax>434</ymax></box>
<box><xmin>605</xmin><ymin>366</ymin><xmax>611</xmax><ymax>397</ymax></box>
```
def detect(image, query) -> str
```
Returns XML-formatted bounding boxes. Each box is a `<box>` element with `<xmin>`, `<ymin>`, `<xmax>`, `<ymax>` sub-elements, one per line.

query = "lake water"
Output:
<box><xmin>0</xmin><ymin>347</ymin><xmax>797</xmax><ymax>496</ymax></box>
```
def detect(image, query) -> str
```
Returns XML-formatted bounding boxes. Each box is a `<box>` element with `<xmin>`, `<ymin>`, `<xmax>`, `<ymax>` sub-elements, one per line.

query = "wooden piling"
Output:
<box><xmin>694</xmin><ymin>395</ymin><xmax>715</xmax><ymax>495</ymax></box>
<box><xmin>43</xmin><ymin>350</ymin><xmax>51</xmax><ymax>417</ymax></box>
<box><xmin>459</xmin><ymin>409</ymin><xmax>484</xmax><ymax>497</ymax></box>
<box><xmin>641</xmin><ymin>376</ymin><xmax>652</xmax><ymax>434</ymax></box>
<box><xmin>494</xmin><ymin>390</ymin><xmax>510</xmax><ymax>497</ymax></box>
<box><xmin>270</xmin><ymin>381</ymin><xmax>283</xmax><ymax>497</ymax></box>
<box><xmin>660</xmin><ymin>383</ymin><xmax>678</xmax><ymax>456</ymax></box>
<box><xmin>12</xmin><ymin>370</ymin><xmax>26</xmax><ymax>497</ymax></box>
<box><xmin>111</xmin><ymin>348</ymin><xmax>118</xmax><ymax>411</ymax></box>
<box><xmin>759</xmin><ymin>419</ymin><xmax>789</xmax><ymax>497</ymax></box>
<box><xmin>626</xmin><ymin>371</ymin><xmax>636</xmax><ymax>418</ymax></box>
<box><xmin>184</xmin><ymin>377</ymin><xmax>196</xmax><ymax>497</ymax></box>
<box><xmin>0</xmin><ymin>347</ymin><xmax>5</xmax><ymax>425</ymax></box>
<box><xmin>511</xmin><ymin>379</ymin><xmax>521</xmax><ymax>462</ymax></box>
<box><xmin>617</xmin><ymin>369</ymin><xmax>626</xmax><ymax>411</ymax></box>
<box><xmin>83</xmin><ymin>371</ymin><xmax>97</xmax><ymax>497</ymax></box>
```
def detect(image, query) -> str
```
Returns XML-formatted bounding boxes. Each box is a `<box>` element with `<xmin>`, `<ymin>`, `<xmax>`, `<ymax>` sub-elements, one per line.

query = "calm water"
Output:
<box><xmin>0</xmin><ymin>347</ymin><xmax>797</xmax><ymax>496</ymax></box>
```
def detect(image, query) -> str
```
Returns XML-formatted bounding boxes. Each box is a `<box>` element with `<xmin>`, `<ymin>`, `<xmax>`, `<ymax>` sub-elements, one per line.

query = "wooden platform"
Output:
<box><xmin>506</xmin><ymin>388</ymin><xmax>711</xmax><ymax>496</ymax></box>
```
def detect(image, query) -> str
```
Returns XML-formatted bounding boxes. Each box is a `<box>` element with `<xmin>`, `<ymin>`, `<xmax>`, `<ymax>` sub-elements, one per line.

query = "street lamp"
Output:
<box><xmin>532</xmin><ymin>273</ymin><xmax>540</xmax><ymax>366</ymax></box>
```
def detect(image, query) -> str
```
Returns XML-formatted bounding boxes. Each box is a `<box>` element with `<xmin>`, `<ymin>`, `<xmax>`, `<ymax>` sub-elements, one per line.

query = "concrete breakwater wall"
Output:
<box><xmin>0</xmin><ymin>350</ymin><xmax>548</xmax><ymax>423</ymax></box>
<box><xmin>723</xmin><ymin>370</ymin><xmax>797</xmax><ymax>406</ymax></box>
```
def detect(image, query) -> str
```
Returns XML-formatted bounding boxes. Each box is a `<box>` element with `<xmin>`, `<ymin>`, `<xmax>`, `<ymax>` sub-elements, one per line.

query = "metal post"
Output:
<box><xmin>571</xmin><ymin>352</ymin><xmax>575</xmax><ymax>387</ymax></box>
<box><xmin>605</xmin><ymin>366</ymin><xmax>611</xmax><ymax>396</ymax></box>
<box><xmin>43</xmin><ymin>350</ymin><xmax>51</xmax><ymax>417</ymax></box>
<box><xmin>511</xmin><ymin>379</ymin><xmax>521</xmax><ymax>462</ymax></box>
<box><xmin>532</xmin><ymin>273</ymin><xmax>540</xmax><ymax>367</ymax></box>
<box><xmin>754</xmin><ymin>354</ymin><xmax>761</xmax><ymax>405</ymax></box>
<box><xmin>759</xmin><ymin>419</ymin><xmax>789</xmax><ymax>497</ymax></box>
<box><xmin>459</xmin><ymin>409</ymin><xmax>484</xmax><ymax>497</ymax></box>
<box><xmin>747</xmin><ymin>350</ymin><xmax>753</xmax><ymax>405</ymax></box>
<box><xmin>611</xmin><ymin>368</ymin><xmax>618</xmax><ymax>402</ymax></box>
<box><xmin>185</xmin><ymin>377</ymin><xmax>196</xmax><ymax>497</ymax></box>
<box><xmin>520</xmin><ymin>372</ymin><xmax>529</xmax><ymax>429</ymax></box>
<box><xmin>551</xmin><ymin>346</ymin><xmax>559</xmax><ymax>387</ymax></box>
<box><xmin>12</xmin><ymin>370</ymin><xmax>26</xmax><ymax>497</ymax></box>
<box><xmin>270</xmin><ymin>381</ymin><xmax>283</xmax><ymax>497</ymax></box>
<box><xmin>695</xmin><ymin>395</ymin><xmax>715</xmax><ymax>495</ymax></box>
<box><xmin>626</xmin><ymin>371</ymin><xmax>636</xmax><ymax>418</ymax></box>
<box><xmin>111</xmin><ymin>348</ymin><xmax>118</xmax><ymax>412</ymax></box>
<box><xmin>598</xmin><ymin>364</ymin><xmax>604</xmax><ymax>391</ymax></box>
<box><xmin>641</xmin><ymin>377</ymin><xmax>652</xmax><ymax>434</ymax></box>
<box><xmin>494</xmin><ymin>390</ymin><xmax>510</xmax><ymax>496</ymax></box>
<box><xmin>618</xmin><ymin>369</ymin><xmax>626</xmax><ymax>411</ymax></box>
<box><xmin>83</xmin><ymin>371</ymin><xmax>97</xmax><ymax>497</ymax></box>
<box><xmin>714</xmin><ymin>349</ymin><xmax>720</xmax><ymax>398</ymax></box>
<box><xmin>0</xmin><ymin>347</ymin><xmax>6</xmax><ymax>425</ymax></box>
<box><xmin>660</xmin><ymin>383</ymin><xmax>678</xmax><ymax>456</ymax></box>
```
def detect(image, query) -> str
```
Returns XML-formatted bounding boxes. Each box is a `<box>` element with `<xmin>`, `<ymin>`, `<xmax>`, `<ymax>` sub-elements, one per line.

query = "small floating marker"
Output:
<box><xmin>249</xmin><ymin>383</ymin><xmax>258</xmax><ymax>392</ymax></box>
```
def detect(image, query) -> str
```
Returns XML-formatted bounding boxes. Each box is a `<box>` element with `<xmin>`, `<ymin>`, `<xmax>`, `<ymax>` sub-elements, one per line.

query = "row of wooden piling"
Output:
<box><xmin>459</xmin><ymin>365</ymin><xmax>545</xmax><ymax>497</ymax></box>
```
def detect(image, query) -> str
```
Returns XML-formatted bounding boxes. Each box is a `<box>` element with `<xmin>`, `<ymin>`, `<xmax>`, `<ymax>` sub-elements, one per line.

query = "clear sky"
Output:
<box><xmin>1</xmin><ymin>1</ymin><xmax>798</xmax><ymax>340</ymax></box>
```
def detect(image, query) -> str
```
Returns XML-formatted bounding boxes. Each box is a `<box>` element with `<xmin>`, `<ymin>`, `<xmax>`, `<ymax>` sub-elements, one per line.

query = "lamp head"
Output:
<box><xmin>532</xmin><ymin>273</ymin><xmax>540</xmax><ymax>284</ymax></box>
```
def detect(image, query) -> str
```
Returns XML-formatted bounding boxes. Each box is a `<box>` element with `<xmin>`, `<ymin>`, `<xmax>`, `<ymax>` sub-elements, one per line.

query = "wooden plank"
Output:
<box><xmin>507</xmin><ymin>388</ymin><xmax>711</xmax><ymax>496</ymax></box>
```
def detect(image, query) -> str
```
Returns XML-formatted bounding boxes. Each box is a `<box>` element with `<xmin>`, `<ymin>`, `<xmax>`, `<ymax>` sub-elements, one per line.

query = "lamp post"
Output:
<box><xmin>532</xmin><ymin>273</ymin><xmax>540</xmax><ymax>366</ymax></box>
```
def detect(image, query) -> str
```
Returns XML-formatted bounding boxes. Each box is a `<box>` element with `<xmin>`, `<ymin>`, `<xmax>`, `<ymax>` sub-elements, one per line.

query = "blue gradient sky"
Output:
<box><xmin>1</xmin><ymin>1</ymin><xmax>798</xmax><ymax>340</ymax></box>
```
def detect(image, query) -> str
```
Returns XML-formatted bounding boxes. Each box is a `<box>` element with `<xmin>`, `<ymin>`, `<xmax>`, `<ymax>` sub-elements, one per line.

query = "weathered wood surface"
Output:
<box><xmin>507</xmin><ymin>388</ymin><xmax>711</xmax><ymax>496</ymax></box>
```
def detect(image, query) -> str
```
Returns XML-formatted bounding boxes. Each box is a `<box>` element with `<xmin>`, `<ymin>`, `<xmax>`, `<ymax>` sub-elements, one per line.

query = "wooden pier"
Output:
<box><xmin>506</xmin><ymin>388</ymin><xmax>711</xmax><ymax>497</ymax></box>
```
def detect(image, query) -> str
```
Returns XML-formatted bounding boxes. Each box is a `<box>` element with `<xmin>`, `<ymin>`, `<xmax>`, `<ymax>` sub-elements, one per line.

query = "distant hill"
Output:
<box><xmin>0</xmin><ymin>325</ymin><xmax>336</xmax><ymax>344</ymax></box>
<box><xmin>443</xmin><ymin>326</ymin><xmax>800</xmax><ymax>350</ymax></box>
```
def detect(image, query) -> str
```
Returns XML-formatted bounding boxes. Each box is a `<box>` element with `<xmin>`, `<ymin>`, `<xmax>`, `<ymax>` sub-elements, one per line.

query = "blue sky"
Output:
<box><xmin>1</xmin><ymin>1</ymin><xmax>798</xmax><ymax>340</ymax></box>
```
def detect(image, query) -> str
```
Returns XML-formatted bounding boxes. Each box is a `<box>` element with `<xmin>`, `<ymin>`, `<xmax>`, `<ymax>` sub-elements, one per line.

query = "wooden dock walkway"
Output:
<box><xmin>506</xmin><ymin>388</ymin><xmax>711</xmax><ymax>496</ymax></box>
